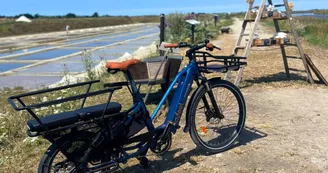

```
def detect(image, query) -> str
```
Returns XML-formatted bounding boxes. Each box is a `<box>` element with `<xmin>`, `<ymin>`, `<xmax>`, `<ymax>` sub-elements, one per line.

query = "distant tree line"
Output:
<box><xmin>0</xmin><ymin>12</ymin><xmax>105</xmax><ymax>19</ymax></box>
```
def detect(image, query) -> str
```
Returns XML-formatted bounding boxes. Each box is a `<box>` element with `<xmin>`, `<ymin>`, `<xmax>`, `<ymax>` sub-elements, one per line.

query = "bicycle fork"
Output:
<box><xmin>198</xmin><ymin>78</ymin><xmax>225</xmax><ymax>120</ymax></box>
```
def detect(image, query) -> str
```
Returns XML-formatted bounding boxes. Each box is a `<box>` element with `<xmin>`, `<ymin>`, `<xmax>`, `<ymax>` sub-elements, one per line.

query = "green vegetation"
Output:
<box><xmin>312</xmin><ymin>9</ymin><xmax>328</xmax><ymax>14</ymax></box>
<box><xmin>92</xmin><ymin>12</ymin><xmax>99</xmax><ymax>18</ymax></box>
<box><xmin>81</xmin><ymin>50</ymin><xmax>98</xmax><ymax>81</ymax></box>
<box><xmin>295</xmin><ymin>18</ymin><xmax>328</xmax><ymax>48</ymax></box>
<box><xmin>0</xmin><ymin>16</ymin><xmax>159</xmax><ymax>37</ymax></box>
<box><xmin>292</xmin><ymin>9</ymin><xmax>328</xmax><ymax>14</ymax></box>
<box><xmin>65</xmin><ymin>13</ymin><xmax>77</xmax><ymax>18</ymax></box>
<box><xmin>164</xmin><ymin>13</ymin><xmax>233</xmax><ymax>43</ymax></box>
<box><xmin>264</xmin><ymin>17</ymin><xmax>328</xmax><ymax>48</ymax></box>
<box><xmin>164</xmin><ymin>13</ymin><xmax>189</xmax><ymax>43</ymax></box>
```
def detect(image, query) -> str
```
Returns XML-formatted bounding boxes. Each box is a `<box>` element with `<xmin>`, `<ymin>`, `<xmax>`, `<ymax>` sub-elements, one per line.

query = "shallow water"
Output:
<box><xmin>293</xmin><ymin>13</ymin><xmax>328</xmax><ymax>19</ymax></box>
<box><xmin>0</xmin><ymin>25</ymin><xmax>159</xmax><ymax>89</ymax></box>
<box><xmin>15</xmin><ymin>49</ymin><xmax>81</xmax><ymax>60</ymax></box>
<box><xmin>0</xmin><ymin>63</ymin><xmax>31</xmax><ymax>72</ymax></box>
<box><xmin>22</xmin><ymin>62</ymin><xmax>86</xmax><ymax>73</ymax></box>
<box><xmin>0</xmin><ymin>46</ymin><xmax>52</xmax><ymax>58</ymax></box>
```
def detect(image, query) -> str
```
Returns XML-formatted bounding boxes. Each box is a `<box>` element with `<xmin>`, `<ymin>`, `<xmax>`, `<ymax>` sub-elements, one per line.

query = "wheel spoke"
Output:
<box><xmin>191</xmin><ymin>81</ymin><xmax>245</xmax><ymax>152</ymax></box>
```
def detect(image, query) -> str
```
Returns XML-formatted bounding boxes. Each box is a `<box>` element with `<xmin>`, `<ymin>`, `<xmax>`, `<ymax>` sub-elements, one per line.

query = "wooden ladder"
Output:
<box><xmin>225</xmin><ymin>0</ymin><xmax>327</xmax><ymax>86</ymax></box>
<box><xmin>225</xmin><ymin>0</ymin><xmax>266</xmax><ymax>84</ymax></box>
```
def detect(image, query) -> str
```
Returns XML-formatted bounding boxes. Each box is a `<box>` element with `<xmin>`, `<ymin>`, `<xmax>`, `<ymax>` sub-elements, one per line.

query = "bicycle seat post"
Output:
<box><xmin>124</xmin><ymin>70</ymin><xmax>144</xmax><ymax>104</ymax></box>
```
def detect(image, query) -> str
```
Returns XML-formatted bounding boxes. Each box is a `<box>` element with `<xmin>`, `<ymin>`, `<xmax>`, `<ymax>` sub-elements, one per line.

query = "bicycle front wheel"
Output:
<box><xmin>189</xmin><ymin>79</ymin><xmax>246</xmax><ymax>153</ymax></box>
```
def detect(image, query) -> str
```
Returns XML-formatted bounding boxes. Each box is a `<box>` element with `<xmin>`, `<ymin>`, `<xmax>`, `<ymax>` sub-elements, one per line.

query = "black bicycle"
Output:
<box><xmin>9</xmin><ymin>40</ymin><xmax>246</xmax><ymax>173</ymax></box>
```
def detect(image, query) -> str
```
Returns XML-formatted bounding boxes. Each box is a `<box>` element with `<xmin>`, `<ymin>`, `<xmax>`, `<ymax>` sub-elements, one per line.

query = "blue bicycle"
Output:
<box><xmin>9</xmin><ymin>40</ymin><xmax>246</xmax><ymax>172</ymax></box>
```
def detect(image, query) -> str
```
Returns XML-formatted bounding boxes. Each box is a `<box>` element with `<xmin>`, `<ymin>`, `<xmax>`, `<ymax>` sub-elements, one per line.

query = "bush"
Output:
<box><xmin>92</xmin><ymin>12</ymin><xmax>99</xmax><ymax>18</ymax></box>
<box><xmin>65</xmin><ymin>13</ymin><xmax>77</xmax><ymax>18</ymax></box>
<box><xmin>165</xmin><ymin>12</ymin><xmax>189</xmax><ymax>43</ymax></box>
<box><xmin>164</xmin><ymin>13</ymin><xmax>233</xmax><ymax>43</ymax></box>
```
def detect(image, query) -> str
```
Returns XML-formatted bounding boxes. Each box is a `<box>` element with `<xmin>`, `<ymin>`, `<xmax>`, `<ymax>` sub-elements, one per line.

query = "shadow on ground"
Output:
<box><xmin>119</xmin><ymin>126</ymin><xmax>267</xmax><ymax>173</ymax></box>
<box><xmin>241</xmin><ymin>72</ymin><xmax>309</xmax><ymax>88</ymax></box>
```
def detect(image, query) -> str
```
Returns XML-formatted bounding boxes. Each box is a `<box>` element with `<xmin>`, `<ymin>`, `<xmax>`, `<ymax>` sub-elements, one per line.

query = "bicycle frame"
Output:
<box><xmin>108</xmin><ymin>45</ymin><xmax>222</xmax><ymax>163</ymax></box>
<box><xmin>116</xmin><ymin>59</ymin><xmax>200</xmax><ymax>160</ymax></box>
<box><xmin>151</xmin><ymin>61</ymin><xmax>199</xmax><ymax>127</ymax></box>
<box><xmin>125</xmin><ymin>59</ymin><xmax>200</xmax><ymax>131</ymax></box>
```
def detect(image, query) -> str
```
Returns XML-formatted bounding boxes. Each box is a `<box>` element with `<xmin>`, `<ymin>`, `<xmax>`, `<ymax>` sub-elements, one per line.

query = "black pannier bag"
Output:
<box><xmin>126</xmin><ymin>108</ymin><xmax>147</xmax><ymax>138</ymax></box>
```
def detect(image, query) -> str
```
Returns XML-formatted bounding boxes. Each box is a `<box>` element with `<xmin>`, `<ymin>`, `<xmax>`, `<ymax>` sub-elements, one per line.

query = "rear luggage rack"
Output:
<box><xmin>194</xmin><ymin>51</ymin><xmax>247</xmax><ymax>73</ymax></box>
<box><xmin>8</xmin><ymin>80</ymin><xmax>122</xmax><ymax>136</ymax></box>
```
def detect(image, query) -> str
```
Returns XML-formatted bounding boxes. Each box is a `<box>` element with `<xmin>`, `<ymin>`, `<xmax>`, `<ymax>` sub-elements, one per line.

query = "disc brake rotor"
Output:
<box><xmin>205</xmin><ymin>108</ymin><xmax>223</xmax><ymax>123</ymax></box>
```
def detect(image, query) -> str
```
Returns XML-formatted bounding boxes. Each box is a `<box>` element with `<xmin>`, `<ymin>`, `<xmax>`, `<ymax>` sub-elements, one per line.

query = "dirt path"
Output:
<box><xmin>122</xmin><ymin>86</ymin><xmax>328</xmax><ymax>173</ymax></box>
<box><xmin>118</xmin><ymin>18</ymin><xmax>328</xmax><ymax>173</ymax></box>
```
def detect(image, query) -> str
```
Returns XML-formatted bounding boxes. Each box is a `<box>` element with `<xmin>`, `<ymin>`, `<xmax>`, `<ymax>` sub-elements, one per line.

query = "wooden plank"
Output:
<box><xmin>272</xmin><ymin>17</ymin><xmax>291</xmax><ymax>78</ymax></box>
<box><xmin>234</xmin><ymin>0</ymin><xmax>267</xmax><ymax>86</ymax></box>
<box><xmin>286</xmin><ymin>56</ymin><xmax>302</xmax><ymax>60</ymax></box>
<box><xmin>305</xmin><ymin>54</ymin><xmax>328</xmax><ymax>86</ymax></box>
<box><xmin>288</xmin><ymin>68</ymin><xmax>306</xmax><ymax>73</ymax></box>
<box><xmin>280</xmin><ymin>45</ymin><xmax>291</xmax><ymax>78</ymax></box>
<box><xmin>283</xmin><ymin>0</ymin><xmax>314</xmax><ymax>84</ymax></box>
<box><xmin>225</xmin><ymin>1</ymin><xmax>255</xmax><ymax>81</ymax></box>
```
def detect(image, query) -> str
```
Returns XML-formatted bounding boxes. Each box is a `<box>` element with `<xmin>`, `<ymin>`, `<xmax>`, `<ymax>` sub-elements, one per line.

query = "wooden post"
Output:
<box><xmin>214</xmin><ymin>15</ymin><xmax>218</xmax><ymax>26</ymax></box>
<box><xmin>160</xmin><ymin>14</ymin><xmax>165</xmax><ymax>56</ymax></box>
<box><xmin>191</xmin><ymin>24</ymin><xmax>195</xmax><ymax>43</ymax></box>
<box><xmin>283</xmin><ymin>0</ymin><xmax>314</xmax><ymax>84</ymax></box>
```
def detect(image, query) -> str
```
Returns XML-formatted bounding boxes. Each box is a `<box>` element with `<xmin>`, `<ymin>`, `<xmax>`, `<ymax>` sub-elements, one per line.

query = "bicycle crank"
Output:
<box><xmin>150</xmin><ymin>130</ymin><xmax>172</xmax><ymax>155</ymax></box>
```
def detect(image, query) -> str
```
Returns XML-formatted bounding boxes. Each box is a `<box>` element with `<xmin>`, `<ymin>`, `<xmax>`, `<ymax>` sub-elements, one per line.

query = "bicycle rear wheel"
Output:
<box><xmin>189</xmin><ymin>79</ymin><xmax>246</xmax><ymax>153</ymax></box>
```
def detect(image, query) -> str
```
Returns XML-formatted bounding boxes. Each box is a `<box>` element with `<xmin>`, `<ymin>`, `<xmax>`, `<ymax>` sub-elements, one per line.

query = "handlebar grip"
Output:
<box><xmin>164</xmin><ymin>44</ymin><xmax>179</xmax><ymax>48</ymax></box>
<box><xmin>206</xmin><ymin>43</ymin><xmax>214</xmax><ymax>49</ymax></box>
<box><xmin>206</xmin><ymin>43</ymin><xmax>221</xmax><ymax>50</ymax></box>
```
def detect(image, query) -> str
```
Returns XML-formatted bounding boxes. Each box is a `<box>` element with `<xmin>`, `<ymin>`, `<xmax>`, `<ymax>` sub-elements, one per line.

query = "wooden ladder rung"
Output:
<box><xmin>284</xmin><ymin>44</ymin><xmax>298</xmax><ymax>47</ymax></box>
<box><xmin>241</xmin><ymin>34</ymin><xmax>250</xmax><ymax>36</ymax></box>
<box><xmin>235</xmin><ymin>46</ymin><xmax>246</xmax><ymax>50</ymax></box>
<box><xmin>289</xmin><ymin>68</ymin><xmax>306</xmax><ymax>73</ymax></box>
<box><xmin>273</xmin><ymin>17</ymin><xmax>288</xmax><ymax>21</ymax></box>
<box><xmin>274</xmin><ymin>4</ymin><xmax>285</xmax><ymax>7</ymax></box>
<box><xmin>245</xmin><ymin>19</ymin><xmax>255</xmax><ymax>22</ymax></box>
<box><xmin>280</xmin><ymin>31</ymin><xmax>291</xmax><ymax>33</ymax></box>
<box><xmin>286</xmin><ymin>56</ymin><xmax>302</xmax><ymax>60</ymax></box>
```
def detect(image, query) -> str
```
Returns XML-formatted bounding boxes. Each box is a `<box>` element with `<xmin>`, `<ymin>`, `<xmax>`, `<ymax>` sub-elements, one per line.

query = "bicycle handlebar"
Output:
<box><xmin>164</xmin><ymin>40</ymin><xmax>221</xmax><ymax>52</ymax></box>
<box><xmin>163</xmin><ymin>40</ymin><xmax>222</xmax><ymax>60</ymax></box>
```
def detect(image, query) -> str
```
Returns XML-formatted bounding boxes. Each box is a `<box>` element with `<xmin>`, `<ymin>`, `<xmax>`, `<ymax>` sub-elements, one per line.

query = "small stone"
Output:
<box><xmin>215</xmin><ymin>153</ymin><xmax>223</xmax><ymax>158</ymax></box>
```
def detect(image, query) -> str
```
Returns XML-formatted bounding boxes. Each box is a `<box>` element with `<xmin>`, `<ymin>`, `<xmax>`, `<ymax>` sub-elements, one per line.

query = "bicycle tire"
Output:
<box><xmin>38</xmin><ymin>137</ymin><xmax>92</xmax><ymax>173</ymax></box>
<box><xmin>189</xmin><ymin>79</ymin><xmax>246</xmax><ymax>153</ymax></box>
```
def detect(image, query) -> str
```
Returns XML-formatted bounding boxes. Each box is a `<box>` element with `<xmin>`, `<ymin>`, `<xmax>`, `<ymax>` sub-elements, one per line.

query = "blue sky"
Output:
<box><xmin>1</xmin><ymin>0</ymin><xmax>328</xmax><ymax>16</ymax></box>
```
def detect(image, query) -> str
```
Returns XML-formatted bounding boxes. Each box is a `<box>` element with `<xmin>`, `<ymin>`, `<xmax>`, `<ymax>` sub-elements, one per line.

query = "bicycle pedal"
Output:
<box><xmin>139</xmin><ymin>157</ymin><xmax>149</xmax><ymax>169</ymax></box>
